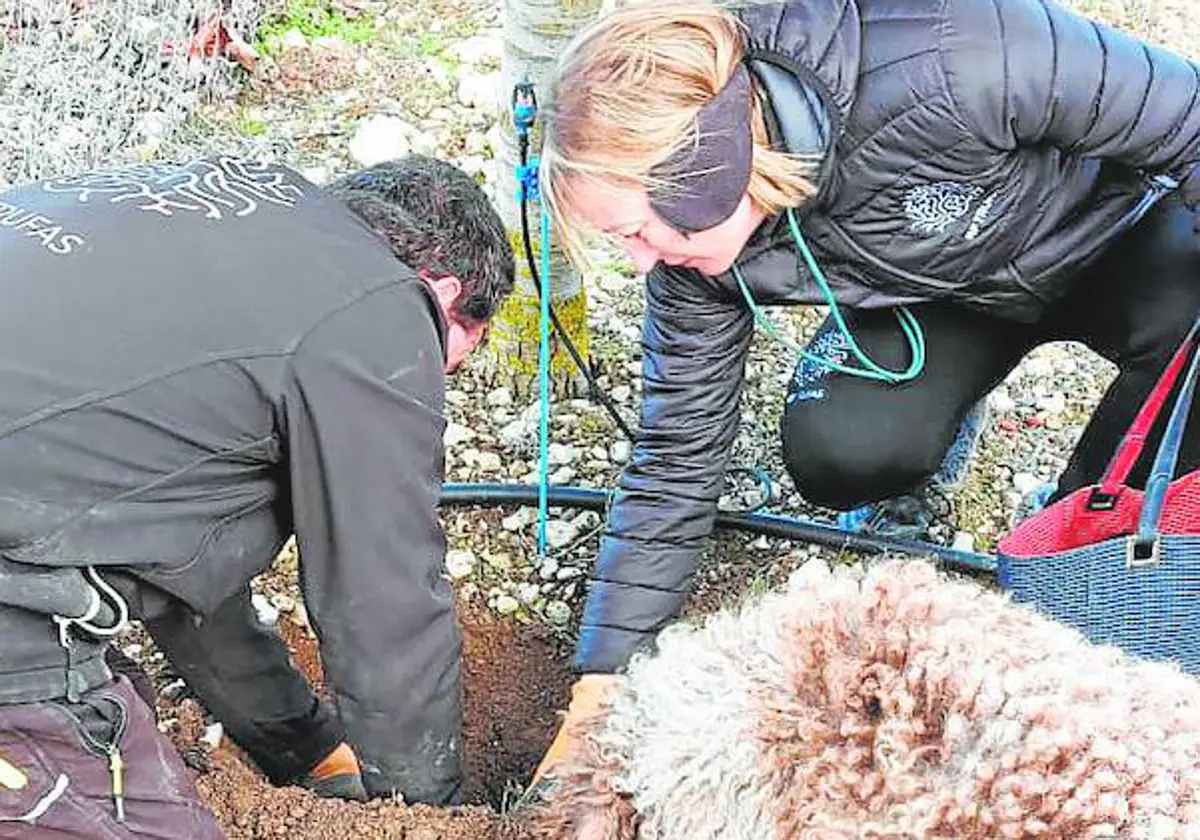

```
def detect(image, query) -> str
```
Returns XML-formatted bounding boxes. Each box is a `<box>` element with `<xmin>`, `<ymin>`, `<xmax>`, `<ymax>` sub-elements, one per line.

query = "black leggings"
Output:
<box><xmin>782</xmin><ymin>200</ymin><xmax>1200</xmax><ymax>511</ymax></box>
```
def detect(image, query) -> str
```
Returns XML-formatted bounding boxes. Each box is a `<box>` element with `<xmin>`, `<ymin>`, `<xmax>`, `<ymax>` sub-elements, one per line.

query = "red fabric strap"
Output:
<box><xmin>1099</xmin><ymin>329</ymin><xmax>1198</xmax><ymax>495</ymax></box>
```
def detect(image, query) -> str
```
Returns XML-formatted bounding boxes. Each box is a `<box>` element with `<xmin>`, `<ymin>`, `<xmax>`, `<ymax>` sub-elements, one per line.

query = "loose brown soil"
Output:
<box><xmin>171</xmin><ymin>598</ymin><xmax>574</xmax><ymax>839</ymax></box>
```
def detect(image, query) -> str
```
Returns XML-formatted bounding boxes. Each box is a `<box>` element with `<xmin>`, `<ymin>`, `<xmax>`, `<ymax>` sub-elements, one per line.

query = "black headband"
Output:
<box><xmin>648</xmin><ymin>63</ymin><xmax>754</xmax><ymax>233</ymax></box>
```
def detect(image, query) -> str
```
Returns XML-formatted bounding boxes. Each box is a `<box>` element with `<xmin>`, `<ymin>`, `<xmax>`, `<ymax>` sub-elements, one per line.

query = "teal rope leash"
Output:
<box><xmin>732</xmin><ymin>208</ymin><xmax>926</xmax><ymax>384</ymax></box>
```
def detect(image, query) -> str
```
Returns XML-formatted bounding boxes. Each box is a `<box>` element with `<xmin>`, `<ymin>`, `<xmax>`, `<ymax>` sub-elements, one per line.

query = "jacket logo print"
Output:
<box><xmin>903</xmin><ymin>181</ymin><xmax>984</xmax><ymax>235</ymax></box>
<box><xmin>41</xmin><ymin>157</ymin><xmax>305</xmax><ymax>220</ymax></box>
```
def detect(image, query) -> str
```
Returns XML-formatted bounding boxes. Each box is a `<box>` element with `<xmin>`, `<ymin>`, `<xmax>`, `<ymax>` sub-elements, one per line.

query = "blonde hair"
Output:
<box><xmin>541</xmin><ymin>0</ymin><xmax>818</xmax><ymax>267</ymax></box>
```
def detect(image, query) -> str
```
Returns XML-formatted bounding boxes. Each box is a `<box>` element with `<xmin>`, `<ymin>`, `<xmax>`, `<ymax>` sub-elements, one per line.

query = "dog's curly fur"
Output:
<box><xmin>531</xmin><ymin>558</ymin><xmax>1200</xmax><ymax>839</ymax></box>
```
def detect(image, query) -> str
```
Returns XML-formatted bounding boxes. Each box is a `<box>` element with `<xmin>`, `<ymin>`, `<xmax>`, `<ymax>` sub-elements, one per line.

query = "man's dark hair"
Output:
<box><xmin>326</xmin><ymin>156</ymin><xmax>515</xmax><ymax>322</ymax></box>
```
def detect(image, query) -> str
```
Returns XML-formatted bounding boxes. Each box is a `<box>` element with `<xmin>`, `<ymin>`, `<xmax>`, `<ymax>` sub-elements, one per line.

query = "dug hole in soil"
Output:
<box><xmin>169</xmin><ymin>600</ymin><xmax>574</xmax><ymax>839</ymax></box>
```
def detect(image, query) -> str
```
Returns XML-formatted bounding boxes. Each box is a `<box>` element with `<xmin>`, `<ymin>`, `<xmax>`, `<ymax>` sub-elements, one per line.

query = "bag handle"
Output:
<box><xmin>1129</xmin><ymin>325</ymin><xmax>1200</xmax><ymax>563</ymax></box>
<box><xmin>1091</xmin><ymin>313</ymin><xmax>1200</xmax><ymax>507</ymax></box>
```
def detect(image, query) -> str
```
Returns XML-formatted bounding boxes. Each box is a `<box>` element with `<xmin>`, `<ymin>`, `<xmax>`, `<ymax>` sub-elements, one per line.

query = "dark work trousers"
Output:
<box><xmin>0</xmin><ymin>675</ymin><xmax>225</xmax><ymax>839</ymax></box>
<box><xmin>144</xmin><ymin>589</ymin><xmax>345</xmax><ymax>786</ymax></box>
<box><xmin>782</xmin><ymin>199</ymin><xmax>1200</xmax><ymax>511</ymax></box>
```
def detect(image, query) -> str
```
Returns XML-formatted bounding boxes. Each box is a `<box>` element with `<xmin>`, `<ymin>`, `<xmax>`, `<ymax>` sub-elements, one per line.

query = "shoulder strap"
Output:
<box><xmin>1134</xmin><ymin>320</ymin><xmax>1200</xmax><ymax>549</ymax></box>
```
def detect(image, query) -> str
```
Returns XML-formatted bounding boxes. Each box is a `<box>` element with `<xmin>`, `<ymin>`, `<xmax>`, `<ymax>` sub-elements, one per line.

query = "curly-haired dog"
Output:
<box><xmin>532</xmin><ymin>558</ymin><xmax>1200</xmax><ymax>839</ymax></box>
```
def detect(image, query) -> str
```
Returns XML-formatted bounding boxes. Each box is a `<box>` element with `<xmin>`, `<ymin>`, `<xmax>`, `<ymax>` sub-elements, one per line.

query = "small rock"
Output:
<box><xmin>494</xmin><ymin>594</ymin><xmax>520</xmax><ymax>615</ymax></box>
<box><xmin>550</xmin><ymin>466</ymin><xmax>576</xmax><ymax>484</ymax></box>
<box><xmin>611</xmin><ymin>385</ymin><xmax>632</xmax><ymax>403</ymax></box>
<box><xmin>1013</xmin><ymin>472</ymin><xmax>1043</xmax><ymax>495</ymax></box>
<box><xmin>445</xmin><ymin>549</ymin><xmax>476</xmax><ymax>580</ymax></box>
<box><xmin>269</xmin><ymin>593</ymin><xmax>297</xmax><ymax>614</ymax></box>
<box><xmin>1023</xmin><ymin>357</ymin><xmax>1053</xmax><ymax>378</ymax></box>
<box><xmin>539</xmin><ymin>556</ymin><xmax>560</xmax><ymax>580</ymax></box>
<box><xmin>546</xmin><ymin>519</ymin><xmax>578</xmax><ymax>549</ymax></box>
<box><xmin>545</xmin><ymin>600</ymin><xmax>572</xmax><ymax>626</ymax></box>
<box><xmin>201</xmin><ymin>723</ymin><xmax>224</xmax><ymax>750</ymax></box>
<box><xmin>129</xmin><ymin>15</ymin><xmax>160</xmax><ymax>43</ymax></box>
<box><xmin>444</xmin><ymin>423</ymin><xmax>475</xmax><ymax>447</ymax></box>
<box><xmin>750</xmin><ymin>535</ymin><xmax>770</xmax><ymax>551</ymax></box>
<box><xmin>516</xmin><ymin>582</ymin><xmax>540</xmax><ymax>603</ymax></box>
<box><xmin>161</xmin><ymin>679</ymin><xmax>187</xmax><ymax>701</ymax></box>
<box><xmin>589</xmin><ymin>445</ymin><xmax>609</xmax><ymax>461</ymax></box>
<box><xmin>486</xmin><ymin>387</ymin><xmax>513</xmax><ymax>408</ymax></box>
<box><xmin>1037</xmin><ymin>392</ymin><xmax>1067</xmax><ymax>415</ymax></box>
<box><xmin>952</xmin><ymin>531</ymin><xmax>976</xmax><ymax>552</ymax></box>
<box><xmin>456</xmin><ymin>71</ymin><xmax>502</xmax><ymax>114</ymax></box>
<box><xmin>610</xmin><ymin>440</ymin><xmax>632</xmax><ymax>463</ymax></box>
<box><xmin>349</xmin><ymin>115</ymin><xmax>414</xmax><ymax>167</ymax></box>
<box><xmin>464</xmin><ymin>130</ymin><xmax>489</xmax><ymax>156</ymax></box>
<box><xmin>476</xmin><ymin>451</ymin><xmax>503</xmax><ymax>472</ymax></box>
<box><xmin>502</xmin><ymin>508</ymin><xmax>533</xmax><ymax>531</ymax></box>
<box><xmin>251</xmin><ymin>593</ymin><xmax>279</xmax><ymax>627</ymax></box>
<box><xmin>448</xmin><ymin>33</ymin><xmax>503</xmax><ymax>65</ymax></box>
<box><xmin>485</xmin><ymin>552</ymin><xmax>512</xmax><ymax>571</ymax></box>
<box><xmin>556</xmin><ymin>566</ymin><xmax>584</xmax><ymax>580</ymax></box>
<box><xmin>988</xmin><ymin>388</ymin><xmax>1016</xmax><ymax>413</ymax></box>
<box><xmin>548</xmin><ymin>443</ymin><xmax>576</xmax><ymax>466</ymax></box>
<box><xmin>445</xmin><ymin>390</ymin><xmax>468</xmax><ymax>406</ymax></box>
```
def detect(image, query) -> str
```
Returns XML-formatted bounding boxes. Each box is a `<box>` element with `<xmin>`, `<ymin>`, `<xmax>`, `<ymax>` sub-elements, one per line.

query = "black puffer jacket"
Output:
<box><xmin>574</xmin><ymin>0</ymin><xmax>1200</xmax><ymax>673</ymax></box>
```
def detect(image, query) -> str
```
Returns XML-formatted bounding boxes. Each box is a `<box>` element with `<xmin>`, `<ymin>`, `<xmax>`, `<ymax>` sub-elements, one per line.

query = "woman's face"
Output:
<box><xmin>568</xmin><ymin>176</ymin><xmax>765</xmax><ymax>277</ymax></box>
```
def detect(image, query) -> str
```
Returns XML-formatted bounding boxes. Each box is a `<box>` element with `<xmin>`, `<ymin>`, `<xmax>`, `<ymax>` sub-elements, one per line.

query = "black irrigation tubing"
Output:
<box><xmin>440</xmin><ymin>482</ymin><xmax>998</xmax><ymax>577</ymax></box>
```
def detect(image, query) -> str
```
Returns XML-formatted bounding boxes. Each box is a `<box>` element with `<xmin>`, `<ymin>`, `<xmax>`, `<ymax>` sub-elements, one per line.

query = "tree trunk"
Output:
<box><xmin>488</xmin><ymin>0</ymin><xmax>602</xmax><ymax>397</ymax></box>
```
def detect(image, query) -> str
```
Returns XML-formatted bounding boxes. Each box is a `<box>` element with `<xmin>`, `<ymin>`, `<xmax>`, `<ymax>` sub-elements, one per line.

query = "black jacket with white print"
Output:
<box><xmin>574</xmin><ymin>0</ymin><xmax>1200</xmax><ymax>673</ymax></box>
<box><xmin>0</xmin><ymin>158</ymin><xmax>461</xmax><ymax>800</ymax></box>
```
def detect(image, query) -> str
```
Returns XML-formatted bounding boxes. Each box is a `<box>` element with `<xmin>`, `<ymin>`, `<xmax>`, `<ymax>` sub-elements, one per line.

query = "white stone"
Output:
<box><xmin>610</xmin><ymin>440</ymin><xmax>632</xmax><ymax>463</ymax></box>
<box><xmin>550</xmin><ymin>466</ymin><xmax>576</xmax><ymax>484</ymax></box>
<box><xmin>444</xmin><ymin>422</ymin><xmax>475</xmax><ymax>447</ymax></box>
<box><xmin>548</xmin><ymin>443</ymin><xmax>576</xmax><ymax>466</ymax></box>
<box><xmin>464</xmin><ymin>130</ymin><xmax>489</xmax><ymax>156</ymax></box>
<box><xmin>556</xmin><ymin>566</ymin><xmax>584</xmax><ymax>580</ymax></box>
<box><xmin>301</xmin><ymin>165</ymin><xmax>332</xmax><ymax>186</ymax></box>
<box><xmin>1013</xmin><ymin>472</ymin><xmax>1043</xmax><ymax>495</ymax></box>
<box><xmin>349</xmin><ymin>115</ymin><xmax>414</xmax><ymax>167</ymax></box>
<box><xmin>448</xmin><ymin>33</ymin><xmax>503</xmax><ymax>65</ymax></box>
<box><xmin>1023</xmin><ymin>357</ymin><xmax>1054</xmax><ymax>378</ymax></box>
<box><xmin>539</xmin><ymin>557</ymin><xmax>560</xmax><ymax>580</ymax></box>
<box><xmin>1037</xmin><ymin>392</ymin><xmax>1067</xmax><ymax>415</ymax></box>
<box><xmin>494</xmin><ymin>594</ymin><xmax>520</xmax><ymax>615</ymax></box>
<box><xmin>456</xmin><ymin>71</ymin><xmax>502</xmax><ymax>115</ymax></box>
<box><xmin>611</xmin><ymin>385</ymin><xmax>632</xmax><ymax>403</ymax></box>
<box><xmin>545</xmin><ymin>600</ymin><xmax>572</xmax><ymax>626</ymax></box>
<box><xmin>952</xmin><ymin>531</ymin><xmax>976</xmax><ymax>553</ymax></box>
<box><xmin>445</xmin><ymin>549</ymin><xmax>476</xmax><ymax>580</ymax></box>
<box><xmin>476</xmin><ymin>451</ymin><xmax>502</xmax><ymax>473</ymax></box>
<box><xmin>516</xmin><ymin>582</ymin><xmax>540</xmax><ymax>603</ymax></box>
<box><xmin>486</xmin><ymin>387</ymin><xmax>513</xmax><ymax>408</ymax></box>
<box><xmin>546</xmin><ymin>519</ymin><xmax>578</xmax><ymax>549</ymax></box>
<box><xmin>251</xmin><ymin>593</ymin><xmax>279</xmax><ymax>627</ymax></box>
<box><xmin>201</xmin><ymin>723</ymin><xmax>224</xmax><ymax>750</ymax></box>
<box><xmin>988</xmin><ymin>388</ymin><xmax>1016</xmax><ymax>413</ymax></box>
<box><xmin>502</xmin><ymin>508</ymin><xmax>533</xmax><ymax>531</ymax></box>
<box><xmin>445</xmin><ymin>390</ymin><xmax>468</xmax><ymax>406</ymax></box>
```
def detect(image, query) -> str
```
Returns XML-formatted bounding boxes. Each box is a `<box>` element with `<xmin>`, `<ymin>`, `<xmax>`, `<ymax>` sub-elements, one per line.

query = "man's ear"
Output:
<box><xmin>424</xmin><ymin>274</ymin><xmax>464</xmax><ymax>319</ymax></box>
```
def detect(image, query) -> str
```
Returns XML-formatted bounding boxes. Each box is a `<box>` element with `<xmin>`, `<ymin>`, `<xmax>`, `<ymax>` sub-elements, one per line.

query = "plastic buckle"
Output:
<box><xmin>1125</xmin><ymin>535</ymin><xmax>1161</xmax><ymax>568</ymax></box>
<box><xmin>1085</xmin><ymin>489</ymin><xmax>1119</xmax><ymax>511</ymax></box>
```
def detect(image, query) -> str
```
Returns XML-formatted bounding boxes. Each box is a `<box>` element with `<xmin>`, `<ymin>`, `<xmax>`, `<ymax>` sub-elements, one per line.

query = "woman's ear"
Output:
<box><xmin>423</xmin><ymin>274</ymin><xmax>465</xmax><ymax>317</ymax></box>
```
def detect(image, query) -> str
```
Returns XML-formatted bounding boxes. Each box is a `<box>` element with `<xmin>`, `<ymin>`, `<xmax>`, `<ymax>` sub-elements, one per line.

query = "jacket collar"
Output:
<box><xmin>736</xmin><ymin>0</ymin><xmax>862</xmax><ymax>209</ymax></box>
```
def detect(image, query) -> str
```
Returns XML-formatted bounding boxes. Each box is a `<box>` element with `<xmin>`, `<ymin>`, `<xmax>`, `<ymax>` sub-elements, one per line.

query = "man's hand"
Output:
<box><xmin>530</xmin><ymin>674</ymin><xmax>623</xmax><ymax>791</ymax></box>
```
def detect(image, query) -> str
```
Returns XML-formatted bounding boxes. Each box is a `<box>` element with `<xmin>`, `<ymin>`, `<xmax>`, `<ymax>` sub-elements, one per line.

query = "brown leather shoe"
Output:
<box><xmin>302</xmin><ymin>742</ymin><xmax>368</xmax><ymax>801</ymax></box>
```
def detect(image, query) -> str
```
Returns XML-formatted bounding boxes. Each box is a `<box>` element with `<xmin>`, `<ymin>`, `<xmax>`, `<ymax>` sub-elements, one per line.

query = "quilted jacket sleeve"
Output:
<box><xmin>572</xmin><ymin>266</ymin><xmax>754</xmax><ymax>674</ymax></box>
<box><xmin>940</xmin><ymin>0</ymin><xmax>1200</xmax><ymax>175</ymax></box>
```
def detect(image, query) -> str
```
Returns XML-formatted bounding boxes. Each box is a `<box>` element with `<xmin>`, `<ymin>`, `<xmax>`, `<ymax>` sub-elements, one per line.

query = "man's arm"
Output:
<box><xmin>573</xmin><ymin>265</ymin><xmax>755</xmax><ymax>673</ymax></box>
<box><xmin>940</xmin><ymin>0</ymin><xmax>1200</xmax><ymax>173</ymax></box>
<box><xmin>281</xmin><ymin>279</ymin><xmax>463</xmax><ymax>805</ymax></box>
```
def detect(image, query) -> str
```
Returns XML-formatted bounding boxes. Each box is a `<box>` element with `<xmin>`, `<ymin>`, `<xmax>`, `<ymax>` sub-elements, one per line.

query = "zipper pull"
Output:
<box><xmin>108</xmin><ymin>746</ymin><xmax>126</xmax><ymax>822</ymax></box>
